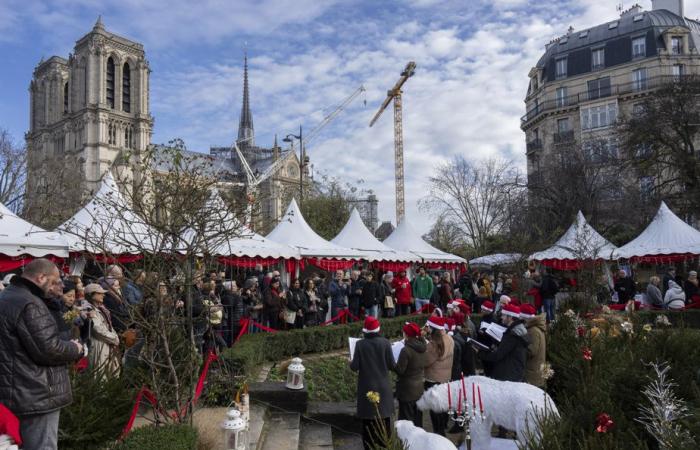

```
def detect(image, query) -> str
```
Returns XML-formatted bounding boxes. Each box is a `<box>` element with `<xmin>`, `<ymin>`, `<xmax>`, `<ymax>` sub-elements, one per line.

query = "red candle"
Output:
<box><xmin>461</xmin><ymin>373</ymin><xmax>466</xmax><ymax>405</ymax></box>
<box><xmin>457</xmin><ymin>389</ymin><xmax>462</xmax><ymax>413</ymax></box>
<box><xmin>478</xmin><ymin>385</ymin><xmax>483</xmax><ymax>413</ymax></box>
<box><xmin>447</xmin><ymin>382</ymin><xmax>452</xmax><ymax>410</ymax></box>
<box><xmin>472</xmin><ymin>383</ymin><xmax>476</xmax><ymax>411</ymax></box>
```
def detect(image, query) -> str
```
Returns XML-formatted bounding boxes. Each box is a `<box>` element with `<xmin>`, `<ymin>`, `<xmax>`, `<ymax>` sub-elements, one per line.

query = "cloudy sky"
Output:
<box><xmin>2</xmin><ymin>0</ymin><xmax>698</xmax><ymax>234</ymax></box>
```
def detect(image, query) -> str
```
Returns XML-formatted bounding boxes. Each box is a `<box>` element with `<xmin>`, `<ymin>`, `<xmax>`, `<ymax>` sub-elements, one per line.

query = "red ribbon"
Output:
<box><xmin>321</xmin><ymin>309</ymin><xmax>348</xmax><ymax>326</ymax></box>
<box><xmin>233</xmin><ymin>317</ymin><xmax>279</xmax><ymax>344</ymax></box>
<box><xmin>120</xmin><ymin>351</ymin><xmax>219</xmax><ymax>439</ymax></box>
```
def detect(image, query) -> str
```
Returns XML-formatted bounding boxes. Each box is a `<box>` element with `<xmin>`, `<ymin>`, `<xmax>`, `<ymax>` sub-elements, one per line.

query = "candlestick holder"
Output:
<box><xmin>447</xmin><ymin>400</ymin><xmax>485</xmax><ymax>450</ymax></box>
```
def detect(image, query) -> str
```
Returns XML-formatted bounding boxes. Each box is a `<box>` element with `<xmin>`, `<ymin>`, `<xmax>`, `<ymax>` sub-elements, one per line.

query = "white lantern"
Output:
<box><xmin>286</xmin><ymin>357</ymin><xmax>305</xmax><ymax>390</ymax></box>
<box><xmin>221</xmin><ymin>408</ymin><xmax>248</xmax><ymax>450</ymax></box>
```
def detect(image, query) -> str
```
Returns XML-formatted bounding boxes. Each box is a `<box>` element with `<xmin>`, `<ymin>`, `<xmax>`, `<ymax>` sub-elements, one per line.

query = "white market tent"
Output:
<box><xmin>530</xmin><ymin>211</ymin><xmax>617</xmax><ymax>269</ymax></box>
<box><xmin>266</xmin><ymin>199</ymin><xmax>362</xmax><ymax>259</ymax></box>
<box><xmin>614</xmin><ymin>202</ymin><xmax>700</xmax><ymax>262</ymax></box>
<box><xmin>469</xmin><ymin>253</ymin><xmax>522</xmax><ymax>268</ymax></box>
<box><xmin>57</xmin><ymin>172</ymin><xmax>160</xmax><ymax>255</ymax></box>
<box><xmin>0</xmin><ymin>202</ymin><xmax>69</xmax><ymax>258</ymax></box>
<box><xmin>331</xmin><ymin>208</ymin><xmax>419</xmax><ymax>262</ymax></box>
<box><xmin>382</xmin><ymin>219</ymin><xmax>466</xmax><ymax>265</ymax></box>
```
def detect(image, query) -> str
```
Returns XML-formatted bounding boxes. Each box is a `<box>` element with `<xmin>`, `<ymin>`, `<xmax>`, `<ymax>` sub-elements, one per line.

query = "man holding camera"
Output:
<box><xmin>329</xmin><ymin>269</ymin><xmax>349</xmax><ymax>322</ymax></box>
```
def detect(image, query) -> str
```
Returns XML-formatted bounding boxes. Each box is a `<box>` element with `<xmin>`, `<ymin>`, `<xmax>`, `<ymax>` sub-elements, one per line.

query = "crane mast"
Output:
<box><xmin>369</xmin><ymin>61</ymin><xmax>415</xmax><ymax>224</ymax></box>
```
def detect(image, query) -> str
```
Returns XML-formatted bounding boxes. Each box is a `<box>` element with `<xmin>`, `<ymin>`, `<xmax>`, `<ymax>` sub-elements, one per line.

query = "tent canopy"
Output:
<box><xmin>266</xmin><ymin>199</ymin><xmax>362</xmax><ymax>259</ymax></box>
<box><xmin>382</xmin><ymin>219</ymin><xmax>466</xmax><ymax>264</ymax></box>
<box><xmin>614</xmin><ymin>202</ymin><xmax>700</xmax><ymax>260</ymax></box>
<box><xmin>331</xmin><ymin>209</ymin><xmax>419</xmax><ymax>262</ymax></box>
<box><xmin>469</xmin><ymin>253</ymin><xmax>522</xmax><ymax>268</ymax></box>
<box><xmin>0</xmin><ymin>203</ymin><xmax>69</xmax><ymax>258</ymax></box>
<box><xmin>530</xmin><ymin>211</ymin><xmax>617</xmax><ymax>262</ymax></box>
<box><xmin>57</xmin><ymin>172</ymin><xmax>159</xmax><ymax>255</ymax></box>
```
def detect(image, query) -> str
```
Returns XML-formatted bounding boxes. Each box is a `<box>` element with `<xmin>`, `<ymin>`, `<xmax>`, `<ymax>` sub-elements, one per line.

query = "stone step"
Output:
<box><xmin>330</xmin><ymin>430</ymin><xmax>364</xmax><ymax>450</ymax></box>
<box><xmin>249</xmin><ymin>402</ymin><xmax>268</xmax><ymax>450</ymax></box>
<box><xmin>307</xmin><ymin>401</ymin><xmax>361</xmax><ymax>435</ymax></box>
<box><xmin>299</xmin><ymin>419</ymin><xmax>334</xmax><ymax>450</ymax></box>
<box><xmin>260</xmin><ymin>411</ymin><xmax>301</xmax><ymax>450</ymax></box>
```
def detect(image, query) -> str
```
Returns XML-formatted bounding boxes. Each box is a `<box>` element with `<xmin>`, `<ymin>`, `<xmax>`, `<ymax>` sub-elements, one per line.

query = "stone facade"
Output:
<box><xmin>25</xmin><ymin>17</ymin><xmax>152</xmax><ymax>225</ymax></box>
<box><xmin>522</xmin><ymin>2</ymin><xmax>700</xmax><ymax>205</ymax></box>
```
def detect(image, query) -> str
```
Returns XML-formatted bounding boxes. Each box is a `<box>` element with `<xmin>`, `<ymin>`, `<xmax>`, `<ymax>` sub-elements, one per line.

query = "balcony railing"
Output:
<box><xmin>554</xmin><ymin>130</ymin><xmax>575</xmax><ymax>144</ymax></box>
<box><xmin>526</xmin><ymin>139</ymin><xmax>543</xmax><ymax>153</ymax></box>
<box><xmin>521</xmin><ymin>75</ymin><xmax>686</xmax><ymax>127</ymax></box>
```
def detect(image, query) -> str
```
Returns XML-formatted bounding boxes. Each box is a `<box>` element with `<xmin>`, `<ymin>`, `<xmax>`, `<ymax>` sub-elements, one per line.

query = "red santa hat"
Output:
<box><xmin>502</xmin><ymin>303</ymin><xmax>521</xmax><ymax>318</ymax></box>
<box><xmin>458</xmin><ymin>303</ymin><xmax>471</xmax><ymax>315</ymax></box>
<box><xmin>481</xmin><ymin>300</ymin><xmax>495</xmax><ymax>313</ymax></box>
<box><xmin>426</xmin><ymin>316</ymin><xmax>445</xmax><ymax>330</ymax></box>
<box><xmin>520</xmin><ymin>304</ymin><xmax>536</xmax><ymax>319</ymax></box>
<box><xmin>445</xmin><ymin>318</ymin><xmax>456</xmax><ymax>331</ymax></box>
<box><xmin>362</xmin><ymin>316</ymin><xmax>381</xmax><ymax>333</ymax></box>
<box><xmin>402</xmin><ymin>322</ymin><xmax>421</xmax><ymax>338</ymax></box>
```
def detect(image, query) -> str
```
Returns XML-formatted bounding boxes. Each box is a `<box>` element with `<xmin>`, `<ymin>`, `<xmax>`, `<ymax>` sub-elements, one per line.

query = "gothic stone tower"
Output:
<box><xmin>25</xmin><ymin>17</ymin><xmax>153</xmax><ymax>226</ymax></box>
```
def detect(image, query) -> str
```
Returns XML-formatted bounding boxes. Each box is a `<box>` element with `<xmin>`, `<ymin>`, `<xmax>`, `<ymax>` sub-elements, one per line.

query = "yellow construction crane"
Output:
<box><xmin>369</xmin><ymin>61</ymin><xmax>416</xmax><ymax>225</ymax></box>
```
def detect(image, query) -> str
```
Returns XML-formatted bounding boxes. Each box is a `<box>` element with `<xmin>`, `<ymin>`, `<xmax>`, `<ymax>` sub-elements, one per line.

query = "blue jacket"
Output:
<box><xmin>329</xmin><ymin>280</ymin><xmax>348</xmax><ymax>309</ymax></box>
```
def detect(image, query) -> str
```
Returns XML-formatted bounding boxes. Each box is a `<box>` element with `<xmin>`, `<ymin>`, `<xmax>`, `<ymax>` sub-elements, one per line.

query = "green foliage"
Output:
<box><xmin>533</xmin><ymin>313</ymin><xmax>700</xmax><ymax>449</ymax></box>
<box><xmin>222</xmin><ymin>315</ymin><xmax>429</xmax><ymax>378</ymax></box>
<box><xmin>109</xmin><ymin>424</ymin><xmax>198</xmax><ymax>450</ymax></box>
<box><xmin>59</xmin><ymin>367</ymin><xmax>138</xmax><ymax>450</ymax></box>
<box><xmin>269</xmin><ymin>356</ymin><xmax>358</xmax><ymax>402</ymax></box>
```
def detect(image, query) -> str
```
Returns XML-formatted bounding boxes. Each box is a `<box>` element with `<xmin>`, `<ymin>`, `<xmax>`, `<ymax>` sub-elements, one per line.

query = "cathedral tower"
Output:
<box><xmin>237</xmin><ymin>52</ymin><xmax>255</xmax><ymax>148</ymax></box>
<box><xmin>25</xmin><ymin>17</ymin><xmax>153</xmax><ymax>225</ymax></box>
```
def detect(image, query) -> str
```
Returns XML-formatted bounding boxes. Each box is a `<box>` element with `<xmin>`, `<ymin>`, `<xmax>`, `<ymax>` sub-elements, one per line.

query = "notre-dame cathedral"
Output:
<box><xmin>25</xmin><ymin>17</ymin><xmax>305</xmax><ymax>232</ymax></box>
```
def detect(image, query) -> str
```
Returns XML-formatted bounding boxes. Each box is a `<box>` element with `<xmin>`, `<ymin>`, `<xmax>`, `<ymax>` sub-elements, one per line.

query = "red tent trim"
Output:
<box><xmin>218</xmin><ymin>256</ymin><xmax>280</xmax><ymax>268</ymax></box>
<box><xmin>628</xmin><ymin>253</ymin><xmax>698</xmax><ymax>264</ymax></box>
<box><xmin>0</xmin><ymin>254</ymin><xmax>65</xmax><ymax>272</ymax></box>
<box><xmin>305</xmin><ymin>258</ymin><xmax>357</xmax><ymax>272</ymax></box>
<box><xmin>370</xmin><ymin>260</ymin><xmax>412</xmax><ymax>272</ymax></box>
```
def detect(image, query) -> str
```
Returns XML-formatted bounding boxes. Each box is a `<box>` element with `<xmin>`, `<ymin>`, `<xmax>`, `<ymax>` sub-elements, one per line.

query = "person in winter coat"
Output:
<box><xmin>664</xmin><ymin>280</ymin><xmax>686</xmax><ymax>310</ymax></box>
<box><xmin>85</xmin><ymin>284</ymin><xmax>120</xmax><ymax>375</ymax></box>
<box><xmin>0</xmin><ymin>259</ymin><xmax>84</xmax><ymax>450</ymax></box>
<box><xmin>684</xmin><ymin>271</ymin><xmax>699</xmax><ymax>305</ymax></box>
<box><xmin>539</xmin><ymin>270</ymin><xmax>559</xmax><ymax>323</ymax></box>
<box><xmin>350</xmin><ymin>317</ymin><xmax>395</xmax><ymax>450</ymax></box>
<box><xmin>520</xmin><ymin>305</ymin><xmax>546</xmax><ymax>388</ymax></box>
<box><xmin>303</xmin><ymin>279</ymin><xmax>323</xmax><ymax>326</ymax></box>
<box><xmin>285</xmin><ymin>279</ymin><xmax>305</xmax><ymax>329</ymax></box>
<box><xmin>349</xmin><ymin>271</ymin><xmax>364</xmax><ymax>323</ymax></box>
<box><xmin>263</xmin><ymin>278</ymin><xmax>285</xmax><ymax>329</ymax></box>
<box><xmin>423</xmin><ymin>316</ymin><xmax>454</xmax><ymax>436</ymax></box>
<box><xmin>646</xmin><ymin>276</ymin><xmax>664</xmax><ymax>309</ymax></box>
<box><xmin>412</xmin><ymin>266</ymin><xmax>434</xmax><ymax>313</ymax></box>
<box><xmin>430</xmin><ymin>274</ymin><xmax>441</xmax><ymax>307</ymax></box>
<box><xmin>438</xmin><ymin>272</ymin><xmax>453</xmax><ymax>311</ymax></box>
<box><xmin>392</xmin><ymin>270</ymin><xmax>413</xmax><ymax>316</ymax></box>
<box><xmin>329</xmin><ymin>270</ymin><xmax>349</xmax><ymax>321</ymax></box>
<box><xmin>456</xmin><ymin>307</ymin><xmax>477</xmax><ymax>377</ymax></box>
<box><xmin>394</xmin><ymin>322</ymin><xmax>427</xmax><ymax>427</ymax></box>
<box><xmin>361</xmin><ymin>272</ymin><xmax>381</xmax><ymax>319</ymax></box>
<box><xmin>380</xmin><ymin>273</ymin><xmax>396</xmax><ymax>318</ymax></box>
<box><xmin>614</xmin><ymin>269</ymin><xmax>636</xmax><ymax>305</ymax></box>
<box><xmin>479</xmin><ymin>304</ymin><xmax>529</xmax><ymax>382</ymax></box>
<box><xmin>446</xmin><ymin>319</ymin><xmax>464</xmax><ymax>381</ymax></box>
<box><xmin>221</xmin><ymin>281</ymin><xmax>247</xmax><ymax>346</ymax></box>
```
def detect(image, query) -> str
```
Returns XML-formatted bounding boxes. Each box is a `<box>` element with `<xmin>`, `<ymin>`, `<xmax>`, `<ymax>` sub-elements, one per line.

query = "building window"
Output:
<box><xmin>592</xmin><ymin>48</ymin><xmax>605</xmax><ymax>69</ymax></box>
<box><xmin>557</xmin><ymin>118</ymin><xmax>570</xmax><ymax>133</ymax></box>
<box><xmin>106</xmin><ymin>57</ymin><xmax>115</xmax><ymax>109</ymax></box>
<box><xmin>556</xmin><ymin>86</ymin><xmax>568</xmax><ymax>107</ymax></box>
<box><xmin>632</xmin><ymin>68</ymin><xmax>647</xmax><ymax>91</ymax></box>
<box><xmin>555</xmin><ymin>57</ymin><xmax>567</xmax><ymax>79</ymax></box>
<box><xmin>608</xmin><ymin>21</ymin><xmax>618</xmax><ymax>29</ymax></box>
<box><xmin>122</xmin><ymin>63</ymin><xmax>131</xmax><ymax>112</ymax></box>
<box><xmin>632</xmin><ymin>37</ymin><xmax>646</xmax><ymax>58</ymax></box>
<box><xmin>672</xmin><ymin>64</ymin><xmax>684</xmax><ymax>80</ymax></box>
<box><xmin>581</xmin><ymin>102</ymin><xmax>617</xmax><ymax>130</ymax></box>
<box><xmin>583</xmin><ymin>138</ymin><xmax>617</xmax><ymax>163</ymax></box>
<box><xmin>587</xmin><ymin>76</ymin><xmax>611</xmax><ymax>100</ymax></box>
<box><xmin>108</xmin><ymin>124</ymin><xmax>116</xmax><ymax>145</ymax></box>
<box><xmin>63</xmin><ymin>82</ymin><xmax>69</xmax><ymax>113</ymax></box>
<box><xmin>671</xmin><ymin>36</ymin><xmax>682</xmax><ymax>55</ymax></box>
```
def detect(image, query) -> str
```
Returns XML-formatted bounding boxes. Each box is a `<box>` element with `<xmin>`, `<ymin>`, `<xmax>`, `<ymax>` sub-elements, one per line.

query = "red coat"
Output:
<box><xmin>392</xmin><ymin>276</ymin><xmax>412</xmax><ymax>305</ymax></box>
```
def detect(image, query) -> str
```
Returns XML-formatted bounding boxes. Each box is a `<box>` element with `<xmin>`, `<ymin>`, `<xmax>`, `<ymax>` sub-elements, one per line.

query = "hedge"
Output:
<box><xmin>109</xmin><ymin>424</ymin><xmax>198</xmax><ymax>450</ymax></box>
<box><xmin>222</xmin><ymin>314</ymin><xmax>430</xmax><ymax>377</ymax></box>
<box><xmin>636</xmin><ymin>309</ymin><xmax>700</xmax><ymax>328</ymax></box>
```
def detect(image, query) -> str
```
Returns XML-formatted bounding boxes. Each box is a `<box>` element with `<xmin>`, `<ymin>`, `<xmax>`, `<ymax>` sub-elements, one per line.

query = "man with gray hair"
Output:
<box><xmin>0</xmin><ymin>258</ymin><xmax>84</xmax><ymax>450</ymax></box>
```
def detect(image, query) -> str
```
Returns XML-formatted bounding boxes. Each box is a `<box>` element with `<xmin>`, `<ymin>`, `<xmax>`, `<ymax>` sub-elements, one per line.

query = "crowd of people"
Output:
<box><xmin>350</xmin><ymin>290</ymin><xmax>547</xmax><ymax>450</ymax></box>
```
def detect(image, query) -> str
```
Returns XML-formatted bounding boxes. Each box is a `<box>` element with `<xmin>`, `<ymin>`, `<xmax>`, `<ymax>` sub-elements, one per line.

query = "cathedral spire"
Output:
<box><xmin>237</xmin><ymin>50</ymin><xmax>255</xmax><ymax>148</ymax></box>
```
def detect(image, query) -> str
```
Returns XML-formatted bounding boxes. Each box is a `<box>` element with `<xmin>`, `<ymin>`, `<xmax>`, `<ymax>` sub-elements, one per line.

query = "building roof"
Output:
<box><xmin>0</xmin><ymin>203</ymin><xmax>69</xmax><ymax>258</ymax></box>
<box><xmin>152</xmin><ymin>145</ymin><xmax>240</xmax><ymax>182</ymax></box>
<box><xmin>536</xmin><ymin>8</ymin><xmax>700</xmax><ymax>69</ymax></box>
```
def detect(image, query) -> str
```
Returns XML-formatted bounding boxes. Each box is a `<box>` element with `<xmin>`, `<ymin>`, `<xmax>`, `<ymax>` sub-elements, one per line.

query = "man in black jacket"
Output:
<box><xmin>539</xmin><ymin>269</ymin><xmax>559</xmax><ymax>323</ymax></box>
<box><xmin>479</xmin><ymin>304</ymin><xmax>529</xmax><ymax>382</ymax></box>
<box><xmin>0</xmin><ymin>259</ymin><xmax>83</xmax><ymax>450</ymax></box>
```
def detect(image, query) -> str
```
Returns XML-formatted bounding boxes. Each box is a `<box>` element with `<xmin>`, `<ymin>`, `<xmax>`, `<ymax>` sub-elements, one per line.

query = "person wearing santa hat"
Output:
<box><xmin>423</xmin><ymin>316</ymin><xmax>454</xmax><ymax>436</ymax></box>
<box><xmin>350</xmin><ymin>316</ymin><xmax>395</xmax><ymax>450</ymax></box>
<box><xmin>478</xmin><ymin>303</ymin><xmax>529</xmax><ymax>382</ymax></box>
<box><xmin>520</xmin><ymin>304</ymin><xmax>547</xmax><ymax>388</ymax></box>
<box><xmin>444</xmin><ymin>318</ymin><xmax>464</xmax><ymax>383</ymax></box>
<box><xmin>395</xmin><ymin>322</ymin><xmax>427</xmax><ymax>427</ymax></box>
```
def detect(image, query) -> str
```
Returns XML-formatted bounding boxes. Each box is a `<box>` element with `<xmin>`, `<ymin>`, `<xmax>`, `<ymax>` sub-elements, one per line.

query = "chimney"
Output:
<box><xmin>651</xmin><ymin>0</ymin><xmax>685</xmax><ymax>17</ymax></box>
<box><xmin>620</xmin><ymin>4</ymin><xmax>643</xmax><ymax>17</ymax></box>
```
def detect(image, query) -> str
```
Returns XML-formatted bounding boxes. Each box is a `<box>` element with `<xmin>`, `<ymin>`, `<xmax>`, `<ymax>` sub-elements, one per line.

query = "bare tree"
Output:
<box><xmin>421</xmin><ymin>156</ymin><xmax>524</xmax><ymax>255</ymax></box>
<box><xmin>61</xmin><ymin>139</ymin><xmax>251</xmax><ymax>424</ymax></box>
<box><xmin>617</xmin><ymin>75</ymin><xmax>700</xmax><ymax>221</ymax></box>
<box><xmin>422</xmin><ymin>216</ymin><xmax>470</xmax><ymax>258</ymax></box>
<box><xmin>0</xmin><ymin>128</ymin><xmax>26</xmax><ymax>213</ymax></box>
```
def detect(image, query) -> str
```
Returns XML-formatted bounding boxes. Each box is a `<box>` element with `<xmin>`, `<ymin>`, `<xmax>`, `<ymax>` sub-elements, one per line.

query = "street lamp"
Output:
<box><xmin>283</xmin><ymin>125</ymin><xmax>305</xmax><ymax>207</ymax></box>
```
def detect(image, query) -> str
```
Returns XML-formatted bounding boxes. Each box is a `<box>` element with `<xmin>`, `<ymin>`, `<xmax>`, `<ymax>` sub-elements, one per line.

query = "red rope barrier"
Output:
<box><xmin>321</xmin><ymin>309</ymin><xmax>348</xmax><ymax>326</ymax></box>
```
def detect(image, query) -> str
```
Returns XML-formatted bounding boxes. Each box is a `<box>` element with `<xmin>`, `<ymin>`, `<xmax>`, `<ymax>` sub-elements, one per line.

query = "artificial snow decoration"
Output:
<box><xmin>636</xmin><ymin>362</ymin><xmax>697</xmax><ymax>449</ymax></box>
<box><xmin>416</xmin><ymin>376</ymin><xmax>558</xmax><ymax>448</ymax></box>
<box><xmin>395</xmin><ymin>420</ymin><xmax>457</xmax><ymax>450</ymax></box>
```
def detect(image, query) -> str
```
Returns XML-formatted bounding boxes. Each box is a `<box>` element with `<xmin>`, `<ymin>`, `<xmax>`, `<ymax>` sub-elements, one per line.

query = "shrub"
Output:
<box><xmin>59</xmin><ymin>367</ymin><xmax>138</xmax><ymax>450</ymax></box>
<box><xmin>110</xmin><ymin>424</ymin><xmax>198</xmax><ymax>450</ymax></box>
